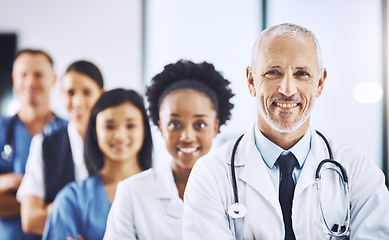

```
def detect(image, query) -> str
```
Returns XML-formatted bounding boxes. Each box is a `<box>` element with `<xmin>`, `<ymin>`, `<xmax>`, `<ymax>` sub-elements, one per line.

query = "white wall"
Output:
<box><xmin>146</xmin><ymin>0</ymin><xmax>384</xmax><ymax>170</ymax></box>
<box><xmin>0</xmin><ymin>0</ymin><xmax>143</xmax><ymax>118</ymax></box>
<box><xmin>267</xmin><ymin>0</ymin><xmax>383</xmax><ymax>168</ymax></box>
<box><xmin>1</xmin><ymin>0</ymin><xmax>384</xmax><ymax>170</ymax></box>
<box><xmin>145</xmin><ymin>0</ymin><xmax>261</xmax><ymax>168</ymax></box>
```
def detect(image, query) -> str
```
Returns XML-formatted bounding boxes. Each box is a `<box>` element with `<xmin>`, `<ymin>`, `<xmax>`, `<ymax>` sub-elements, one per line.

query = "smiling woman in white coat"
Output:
<box><xmin>103</xmin><ymin>60</ymin><xmax>234</xmax><ymax>239</ymax></box>
<box><xmin>183</xmin><ymin>23</ymin><xmax>389</xmax><ymax>240</ymax></box>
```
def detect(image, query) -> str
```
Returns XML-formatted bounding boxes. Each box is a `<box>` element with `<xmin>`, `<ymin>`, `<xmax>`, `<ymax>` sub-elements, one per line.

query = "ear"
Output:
<box><xmin>246</xmin><ymin>66</ymin><xmax>256</xmax><ymax>97</ymax></box>
<box><xmin>51</xmin><ymin>74</ymin><xmax>57</xmax><ymax>88</ymax></box>
<box><xmin>158</xmin><ymin>120</ymin><xmax>163</xmax><ymax>134</ymax></box>
<box><xmin>213</xmin><ymin>119</ymin><xmax>220</xmax><ymax>137</ymax></box>
<box><xmin>315</xmin><ymin>68</ymin><xmax>327</xmax><ymax>98</ymax></box>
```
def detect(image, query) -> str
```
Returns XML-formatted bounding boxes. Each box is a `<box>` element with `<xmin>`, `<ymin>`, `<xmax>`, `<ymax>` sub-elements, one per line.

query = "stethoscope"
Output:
<box><xmin>227</xmin><ymin>131</ymin><xmax>350</xmax><ymax>238</ymax></box>
<box><xmin>1</xmin><ymin>115</ymin><xmax>18</xmax><ymax>161</ymax></box>
<box><xmin>1</xmin><ymin>113</ymin><xmax>64</xmax><ymax>162</ymax></box>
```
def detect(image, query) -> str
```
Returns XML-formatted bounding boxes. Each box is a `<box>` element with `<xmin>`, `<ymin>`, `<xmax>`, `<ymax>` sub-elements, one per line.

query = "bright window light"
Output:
<box><xmin>7</xmin><ymin>99</ymin><xmax>20</xmax><ymax>116</ymax></box>
<box><xmin>353</xmin><ymin>82</ymin><xmax>383</xmax><ymax>104</ymax></box>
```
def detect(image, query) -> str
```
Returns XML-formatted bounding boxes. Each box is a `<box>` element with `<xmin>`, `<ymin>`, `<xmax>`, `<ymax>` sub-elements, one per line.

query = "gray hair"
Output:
<box><xmin>250</xmin><ymin>23</ymin><xmax>323</xmax><ymax>76</ymax></box>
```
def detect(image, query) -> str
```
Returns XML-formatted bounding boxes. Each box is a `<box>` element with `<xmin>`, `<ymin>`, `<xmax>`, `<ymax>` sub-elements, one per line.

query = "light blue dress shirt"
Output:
<box><xmin>253</xmin><ymin>122</ymin><xmax>311</xmax><ymax>196</ymax></box>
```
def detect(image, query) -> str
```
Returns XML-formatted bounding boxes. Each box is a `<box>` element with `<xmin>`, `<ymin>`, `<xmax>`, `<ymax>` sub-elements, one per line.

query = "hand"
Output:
<box><xmin>66</xmin><ymin>234</ymin><xmax>84</xmax><ymax>240</ymax></box>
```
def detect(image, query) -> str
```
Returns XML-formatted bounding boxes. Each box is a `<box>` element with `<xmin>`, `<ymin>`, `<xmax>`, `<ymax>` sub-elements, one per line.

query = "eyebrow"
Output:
<box><xmin>267</xmin><ymin>65</ymin><xmax>312</xmax><ymax>73</ymax></box>
<box><xmin>296</xmin><ymin>66</ymin><xmax>309</xmax><ymax>69</ymax></box>
<box><xmin>104</xmin><ymin>118</ymin><xmax>138</xmax><ymax>123</ymax></box>
<box><xmin>170</xmin><ymin>113</ymin><xmax>208</xmax><ymax>118</ymax></box>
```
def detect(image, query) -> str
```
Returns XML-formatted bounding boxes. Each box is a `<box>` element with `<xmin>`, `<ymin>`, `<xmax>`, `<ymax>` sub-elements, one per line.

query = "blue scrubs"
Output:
<box><xmin>43</xmin><ymin>173</ymin><xmax>111</xmax><ymax>240</ymax></box>
<box><xmin>0</xmin><ymin>115</ymin><xmax>67</xmax><ymax>240</ymax></box>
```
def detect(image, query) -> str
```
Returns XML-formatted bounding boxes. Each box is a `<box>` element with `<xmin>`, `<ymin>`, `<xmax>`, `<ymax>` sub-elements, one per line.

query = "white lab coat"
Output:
<box><xmin>104</xmin><ymin>162</ymin><xmax>183</xmax><ymax>240</ymax></box>
<box><xmin>183</xmin><ymin>124</ymin><xmax>389</xmax><ymax>240</ymax></box>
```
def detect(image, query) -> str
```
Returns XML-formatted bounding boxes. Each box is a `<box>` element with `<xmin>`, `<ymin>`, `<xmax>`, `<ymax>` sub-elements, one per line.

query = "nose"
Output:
<box><xmin>24</xmin><ymin>74</ymin><xmax>35</xmax><ymax>87</ymax></box>
<box><xmin>113</xmin><ymin>126</ymin><xmax>127</xmax><ymax>141</ymax></box>
<box><xmin>72</xmin><ymin>93</ymin><xmax>85</xmax><ymax>107</ymax></box>
<box><xmin>179</xmin><ymin>126</ymin><xmax>196</xmax><ymax>142</ymax></box>
<box><xmin>278</xmin><ymin>73</ymin><xmax>297</xmax><ymax>97</ymax></box>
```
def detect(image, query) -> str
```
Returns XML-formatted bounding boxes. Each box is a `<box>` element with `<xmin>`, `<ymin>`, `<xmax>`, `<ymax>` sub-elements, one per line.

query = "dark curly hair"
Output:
<box><xmin>146</xmin><ymin>59</ymin><xmax>234</xmax><ymax>128</ymax></box>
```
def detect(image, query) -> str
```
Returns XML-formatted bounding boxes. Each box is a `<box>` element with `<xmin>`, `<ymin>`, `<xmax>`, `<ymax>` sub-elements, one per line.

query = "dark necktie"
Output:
<box><xmin>278</xmin><ymin>152</ymin><xmax>297</xmax><ymax>240</ymax></box>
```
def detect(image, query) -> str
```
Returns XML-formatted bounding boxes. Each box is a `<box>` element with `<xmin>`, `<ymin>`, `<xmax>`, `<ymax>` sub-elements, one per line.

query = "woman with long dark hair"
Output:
<box><xmin>43</xmin><ymin>88</ymin><xmax>153</xmax><ymax>240</ymax></box>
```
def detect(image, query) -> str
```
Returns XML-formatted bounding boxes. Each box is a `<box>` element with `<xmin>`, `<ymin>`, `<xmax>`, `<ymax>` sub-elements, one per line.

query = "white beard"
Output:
<box><xmin>258</xmin><ymin>96</ymin><xmax>315</xmax><ymax>133</ymax></box>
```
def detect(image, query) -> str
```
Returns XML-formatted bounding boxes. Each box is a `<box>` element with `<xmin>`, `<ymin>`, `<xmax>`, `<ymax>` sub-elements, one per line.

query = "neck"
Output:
<box><xmin>18</xmin><ymin>105</ymin><xmax>53</xmax><ymax>136</ymax></box>
<box><xmin>74</xmin><ymin>122</ymin><xmax>87</xmax><ymax>140</ymax></box>
<box><xmin>172</xmin><ymin>163</ymin><xmax>192</xmax><ymax>184</ymax></box>
<box><xmin>172</xmin><ymin>161</ymin><xmax>193</xmax><ymax>200</ymax></box>
<box><xmin>258</xmin><ymin>118</ymin><xmax>310</xmax><ymax>150</ymax></box>
<box><xmin>100</xmin><ymin>157</ymin><xmax>142</xmax><ymax>184</ymax></box>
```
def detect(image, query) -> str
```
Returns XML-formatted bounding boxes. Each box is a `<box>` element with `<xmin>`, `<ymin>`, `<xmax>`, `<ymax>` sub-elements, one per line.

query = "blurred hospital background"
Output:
<box><xmin>0</xmin><ymin>0</ymin><xmax>387</xmax><ymax>185</ymax></box>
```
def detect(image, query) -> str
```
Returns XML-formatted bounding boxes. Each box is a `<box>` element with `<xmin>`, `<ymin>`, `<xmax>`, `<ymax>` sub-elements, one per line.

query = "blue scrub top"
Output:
<box><xmin>0</xmin><ymin>115</ymin><xmax>67</xmax><ymax>240</ymax></box>
<box><xmin>43</xmin><ymin>173</ymin><xmax>111</xmax><ymax>240</ymax></box>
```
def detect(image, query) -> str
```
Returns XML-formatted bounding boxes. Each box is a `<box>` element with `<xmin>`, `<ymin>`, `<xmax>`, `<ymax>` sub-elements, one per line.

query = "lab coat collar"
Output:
<box><xmin>234</xmin><ymin>124</ymin><xmax>280</xmax><ymax>210</ymax></box>
<box><xmin>227</xmin><ymin>123</ymin><xmax>258</xmax><ymax>166</ymax></box>
<box><xmin>253</xmin><ymin>121</ymin><xmax>311</xmax><ymax>169</ymax></box>
<box><xmin>154</xmin><ymin>161</ymin><xmax>179</xmax><ymax>199</ymax></box>
<box><xmin>294</xmin><ymin>128</ymin><xmax>329</xmax><ymax>196</ymax></box>
<box><xmin>154</xmin><ymin>161</ymin><xmax>183</xmax><ymax>218</ymax></box>
<box><xmin>234</xmin><ymin>124</ymin><xmax>328</xmax><ymax>214</ymax></box>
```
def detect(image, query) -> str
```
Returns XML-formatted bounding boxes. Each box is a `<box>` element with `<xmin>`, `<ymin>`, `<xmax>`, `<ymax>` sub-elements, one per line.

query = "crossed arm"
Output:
<box><xmin>0</xmin><ymin>173</ymin><xmax>23</xmax><ymax>217</ymax></box>
<box><xmin>20</xmin><ymin>195</ymin><xmax>52</xmax><ymax>235</ymax></box>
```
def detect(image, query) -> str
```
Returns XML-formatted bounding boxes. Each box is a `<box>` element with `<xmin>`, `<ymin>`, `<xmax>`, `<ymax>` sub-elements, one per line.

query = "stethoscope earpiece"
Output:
<box><xmin>2</xmin><ymin>114</ymin><xmax>18</xmax><ymax>162</ymax></box>
<box><xmin>228</xmin><ymin>203</ymin><xmax>247</xmax><ymax>219</ymax></box>
<box><xmin>1</xmin><ymin>144</ymin><xmax>13</xmax><ymax>161</ymax></box>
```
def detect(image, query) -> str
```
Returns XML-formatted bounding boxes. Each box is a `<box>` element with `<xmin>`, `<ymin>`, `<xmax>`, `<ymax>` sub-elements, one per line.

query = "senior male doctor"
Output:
<box><xmin>183</xmin><ymin>23</ymin><xmax>389</xmax><ymax>240</ymax></box>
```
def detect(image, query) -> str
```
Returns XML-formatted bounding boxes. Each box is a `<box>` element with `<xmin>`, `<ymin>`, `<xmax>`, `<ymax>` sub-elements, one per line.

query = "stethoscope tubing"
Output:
<box><xmin>229</xmin><ymin>130</ymin><xmax>350</xmax><ymax>237</ymax></box>
<box><xmin>231</xmin><ymin>134</ymin><xmax>244</xmax><ymax>204</ymax></box>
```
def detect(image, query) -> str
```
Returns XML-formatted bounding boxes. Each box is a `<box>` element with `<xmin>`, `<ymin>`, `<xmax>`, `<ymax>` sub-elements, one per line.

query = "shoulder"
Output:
<box><xmin>53</xmin><ymin>115</ymin><xmax>68</xmax><ymax>127</ymax></box>
<box><xmin>44</xmin><ymin>127</ymin><xmax>68</xmax><ymax>140</ymax></box>
<box><xmin>120</xmin><ymin>168</ymin><xmax>156</xmax><ymax>190</ymax></box>
<box><xmin>43</xmin><ymin>115</ymin><xmax>68</xmax><ymax>137</ymax></box>
<box><xmin>58</xmin><ymin>174</ymin><xmax>98</xmax><ymax>198</ymax></box>
<box><xmin>188</xmin><ymin>140</ymin><xmax>237</xmax><ymax>187</ymax></box>
<box><xmin>115</xmin><ymin>168</ymin><xmax>164</xmax><ymax>203</ymax></box>
<box><xmin>0</xmin><ymin>115</ymin><xmax>11</xmax><ymax>126</ymax></box>
<box><xmin>41</xmin><ymin>128</ymin><xmax>70</xmax><ymax>152</ymax></box>
<box><xmin>317</xmin><ymin>134</ymin><xmax>370</xmax><ymax>164</ymax></box>
<box><xmin>313</xmin><ymin>132</ymin><xmax>381</xmax><ymax>183</ymax></box>
<box><xmin>0</xmin><ymin>116</ymin><xmax>12</xmax><ymax>142</ymax></box>
<box><xmin>193</xmin><ymin>140</ymin><xmax>235</xmax><ymax>171</ymax></box>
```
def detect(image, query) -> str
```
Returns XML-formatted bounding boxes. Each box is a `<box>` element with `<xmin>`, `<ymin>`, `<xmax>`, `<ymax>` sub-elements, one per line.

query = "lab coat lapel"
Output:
<box><xmin>294</xmin><ymin>129</ymin><xmax>328</xmax><ymax>196</ymax></box>
<box><xmin>236</xmin><ymin>124</ymin><xmax>280</xmax><ymax>212</ymax></box>
<box><xmin>154</xmin><ymin>163</ymin><xmax>183</xmax><ymax>218</ymax></box>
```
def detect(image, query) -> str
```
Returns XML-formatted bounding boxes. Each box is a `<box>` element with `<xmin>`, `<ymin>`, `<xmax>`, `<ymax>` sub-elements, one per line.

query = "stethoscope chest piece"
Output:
<box><xmin>228</xmin><ymin>203</ymin><xmax>247</xmax><ymax>219</ymax></box>
<box><xmin>1</xmin><ymin>144</ymin><xmax>13</xmax><ymax>161</ymax></box>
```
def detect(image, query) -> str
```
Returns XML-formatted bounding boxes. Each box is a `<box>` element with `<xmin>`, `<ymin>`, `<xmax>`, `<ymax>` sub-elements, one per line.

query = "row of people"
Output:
<box><xmin>1</xmin><ymin>22</ymin><xmax>389</xmax><ymax>240</ymax></box>
<box><xmin>0</xmin><ymin>48</ymin><xmax>234</xmax><ymax>239</ymax></box>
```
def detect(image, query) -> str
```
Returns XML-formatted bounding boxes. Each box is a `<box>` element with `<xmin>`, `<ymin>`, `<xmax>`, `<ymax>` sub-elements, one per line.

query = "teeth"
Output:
<box><xmin>179</xmin><ymin>147</ymin><xmax>197</xmax><ymax>153</ymax></box>
<box><xmin>276</xmin><ymin>103</ymin><xmax>297</xmax><ymax>108</ymax></box>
